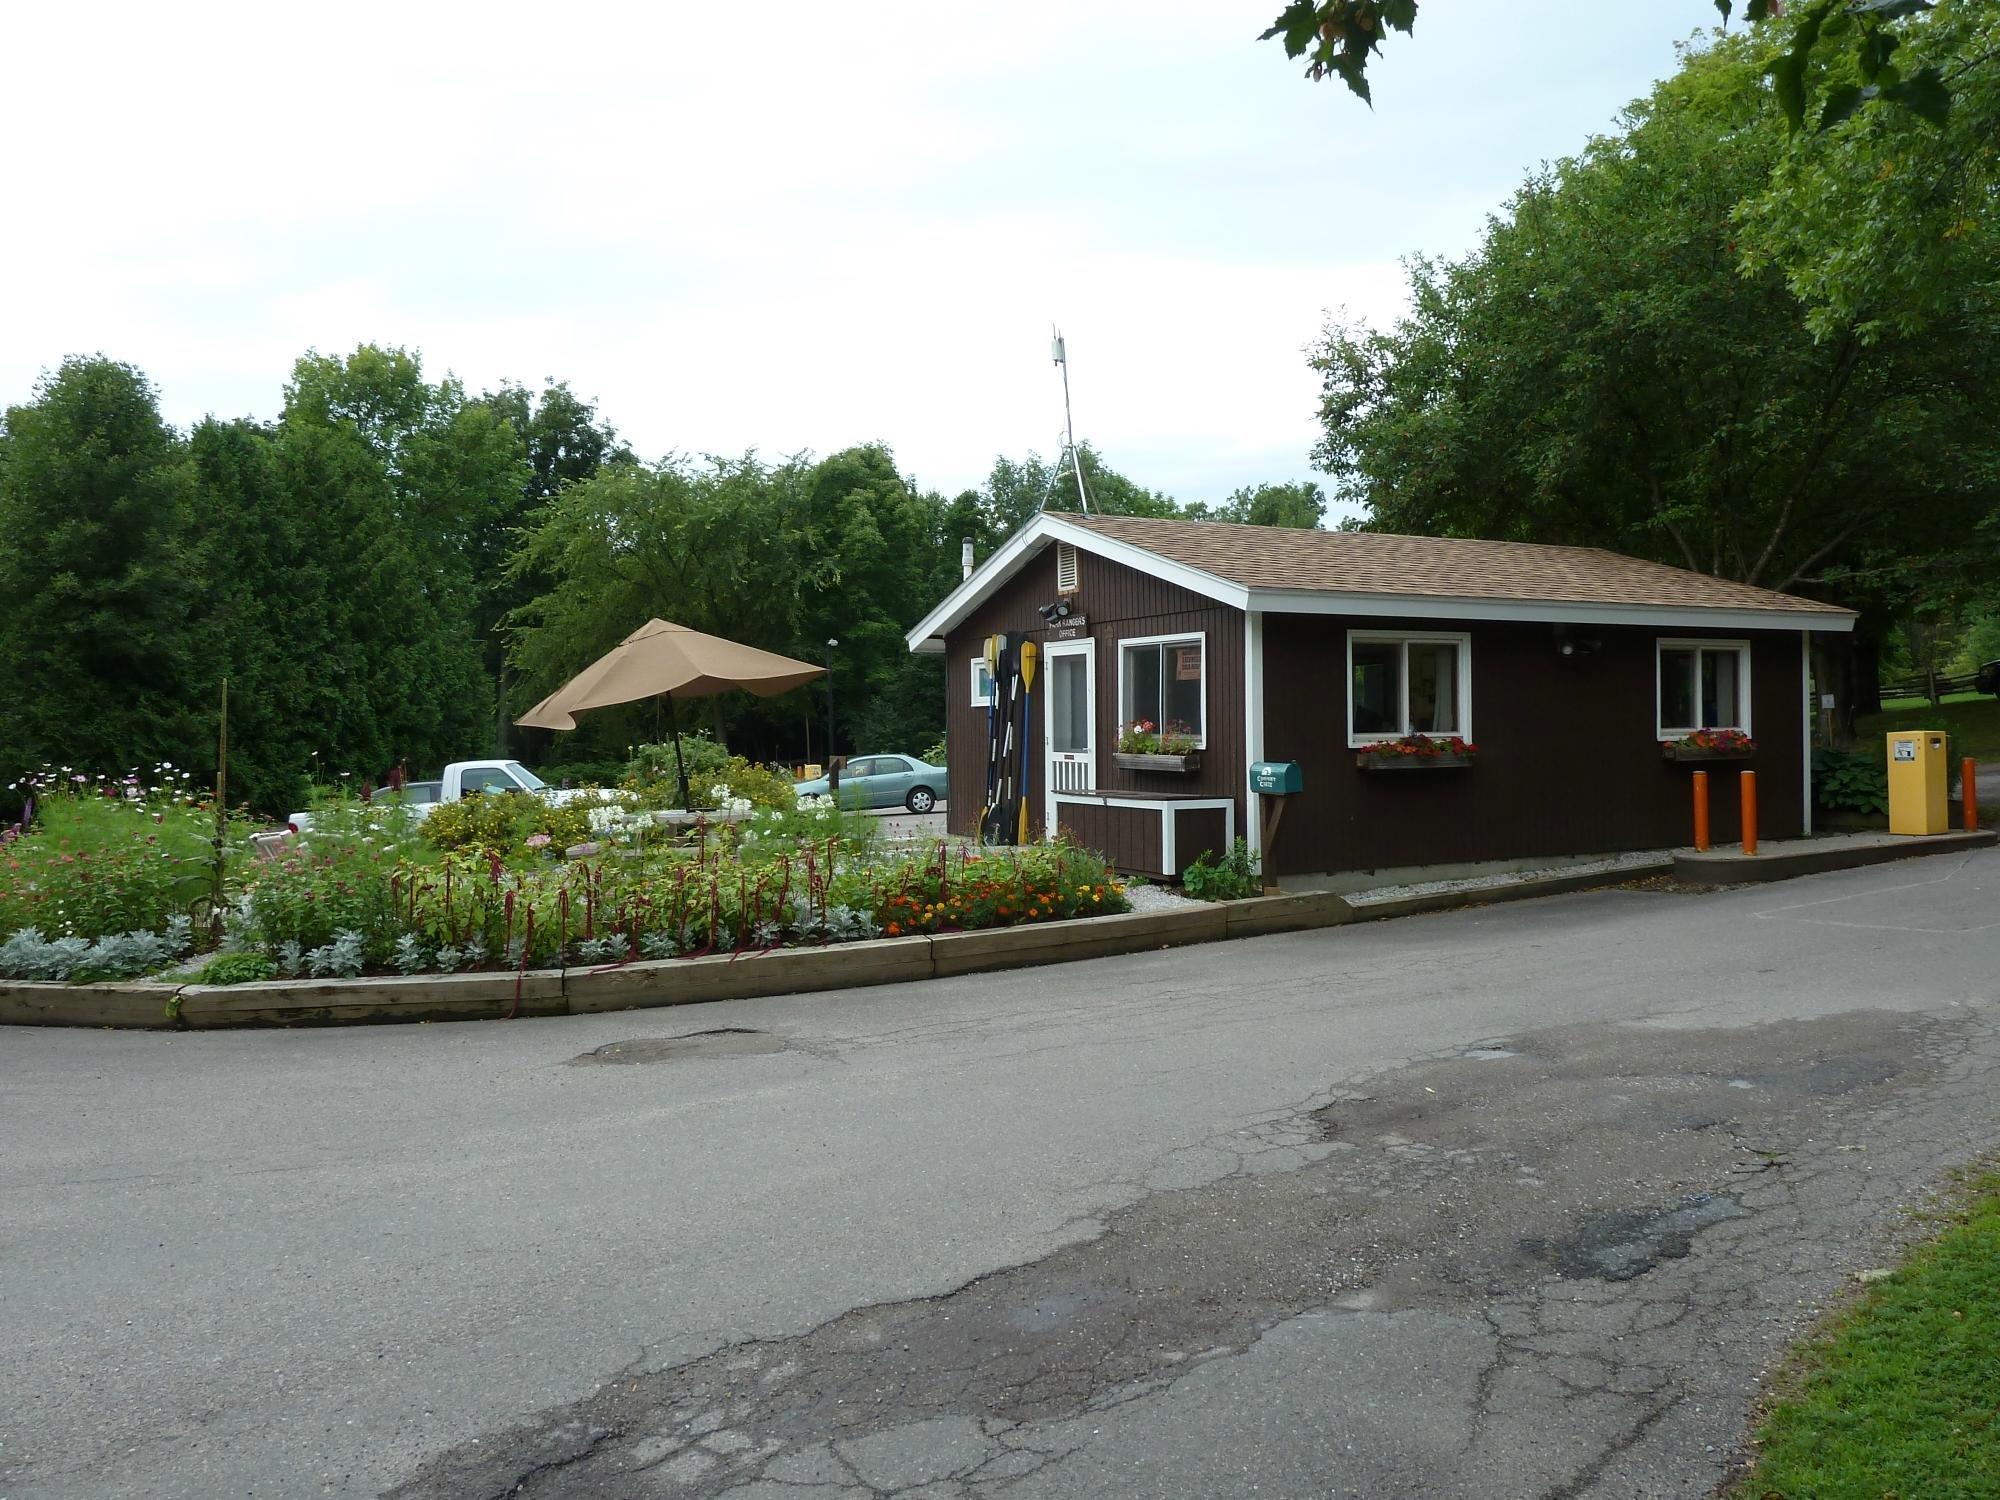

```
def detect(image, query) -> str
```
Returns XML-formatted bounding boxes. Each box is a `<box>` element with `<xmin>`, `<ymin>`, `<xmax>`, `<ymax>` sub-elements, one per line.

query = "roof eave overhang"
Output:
<box><xmin>904</xmin><ymin>516</ymin><xmax>1858</xmax><ymax>652</ymax></box>
<box><xmin>905</xmin><ymin>513</ymin><xmax>1249</xmax><ymax>653</ymax></box>
<box><xmin>1243</xmin><ymin>587</ymin><xmax>1857</xmax><ymax>633</ymax></box>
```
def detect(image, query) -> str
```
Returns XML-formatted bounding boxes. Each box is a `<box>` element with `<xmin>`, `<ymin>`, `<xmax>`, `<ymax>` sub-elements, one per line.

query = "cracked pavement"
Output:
<box><xmin>5</xmin><ymin>848</ymin><xmax>1997</xmax><ymax>1498</ymax></box>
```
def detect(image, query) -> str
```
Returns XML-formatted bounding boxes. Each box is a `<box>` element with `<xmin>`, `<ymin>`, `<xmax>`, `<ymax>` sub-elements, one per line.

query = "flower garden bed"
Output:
<box><xmin>0</xmin><ymin>890</ymin><xmax>1363</xmax><ymax>1029</ymax></box>
<box><xmin>0</xmin><ymin>761</ymin><xmax>1132</xmax><ymax>990</ymax></box>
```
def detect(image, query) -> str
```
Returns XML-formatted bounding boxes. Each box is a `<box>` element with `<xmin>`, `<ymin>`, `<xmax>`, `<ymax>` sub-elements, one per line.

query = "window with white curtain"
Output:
<box><xmin>1346</xmin><ymin>632</ymin><xmax>1472</xmax><ymax>745</ymax></box>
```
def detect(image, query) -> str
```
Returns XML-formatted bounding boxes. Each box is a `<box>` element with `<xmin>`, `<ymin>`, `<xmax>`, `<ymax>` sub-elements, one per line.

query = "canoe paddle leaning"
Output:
<box><xmin>1016</xmin><ymin>640</ymin><xmax>1037</xmax><ymax>844</ymax></box>
<box><xmin>978</xmin><ymin>633</ymin><xmax>1005</xmax><ymax>843</ymax></box>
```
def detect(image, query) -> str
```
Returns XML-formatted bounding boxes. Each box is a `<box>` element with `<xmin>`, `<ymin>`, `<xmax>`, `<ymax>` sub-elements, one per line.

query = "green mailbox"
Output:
<box><xmin>1251</xmin><ymin>760</ymin><xmax>1302</xmax><ymax>795</ymax></box>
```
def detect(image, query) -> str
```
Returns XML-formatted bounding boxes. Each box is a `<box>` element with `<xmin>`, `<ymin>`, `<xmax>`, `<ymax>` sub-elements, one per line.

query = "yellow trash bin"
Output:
<box><xmin>1886</xmin><ymin>731</ymin><xmax>1949</xmax><ymax>836</ymax></box>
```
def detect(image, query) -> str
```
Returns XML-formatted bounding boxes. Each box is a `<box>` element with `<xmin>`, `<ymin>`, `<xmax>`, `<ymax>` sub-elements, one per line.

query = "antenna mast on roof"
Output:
<box><xmin>1050</xmin><ymin>327</ymin><xmax>1091</xmax><ymax>516</ymax></box>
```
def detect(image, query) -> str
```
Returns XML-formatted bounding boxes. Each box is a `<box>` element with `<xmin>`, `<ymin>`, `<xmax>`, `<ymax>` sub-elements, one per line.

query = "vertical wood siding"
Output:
<box><xmin>936</xmin><ymin>541</ymin><xmax>1808</xmax><ymax>878</ymax></box>
<box><xmin>942</xmin><ymin>545</ymin><xmax>1246</xmax><ymax>843</ymax></box>
<box><xmin>1259</xmin><ymin>615</ymin><xmax>1808</xmax><ymax>876</ymax></box>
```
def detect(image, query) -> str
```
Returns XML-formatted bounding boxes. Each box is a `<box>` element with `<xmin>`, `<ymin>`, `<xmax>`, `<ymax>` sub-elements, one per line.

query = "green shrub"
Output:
<box><xmin>921</xmin><ymin>736</ymin><xmax>947</xmax><ymax>768</ymax></box>
<box><xmin>716</xmin><ymin>758</ymin><xmax>797</xmax><ymax>812</ymax></box>
<box><xmin>422</xmin><ymin>792</ymin><xmax>594</xmax><ymax>855</ymax></box>
<box><xmin>1814</xmin><ymin>747</ymin><xmax>1889</xmax><ymax>815</ymax></box>
<box><xmin>625</xmin><ymin>734</ymin><xmax>732</xmax><ymax>805</ymax></box>
<box><xmin>1181</xmin><ymin>839</ymin><xmax>1261</xmax><ymax>902</ymax></box>
<box><xmin>196</xmin><ymin>952</ymin><xmax>278</xmax><ymax>986</ymax></box>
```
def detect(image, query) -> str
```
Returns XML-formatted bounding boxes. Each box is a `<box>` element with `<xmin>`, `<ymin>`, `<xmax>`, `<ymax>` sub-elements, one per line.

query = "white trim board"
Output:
<box><xmin>1345</xmin><ymin>629</ymin><xmax>1474</xmax><ymax>748</ymax></box>
<box><xmin>1655</xmin><ymin>637</ymin><xmax>1752</xmax><ymax>739</ymax></box>
<box><xmin>1115</xmin><ymin>630</ymin><xmax>1210</xmax><ymax>751</ymax></box>
<box><xmin>1244</xmin><ymin>611</ymin><xmax>1265</xmax><ymax>865</ymax></box>
<box><xmin>1051</xmin><ymin>792</ymin><xmax>1237</xmax><ymax>876</ymax></box>
<box><xmin>905</xmin><ymin>512</ymin><xmax>1857</xmax><ymax>652</ymax></box>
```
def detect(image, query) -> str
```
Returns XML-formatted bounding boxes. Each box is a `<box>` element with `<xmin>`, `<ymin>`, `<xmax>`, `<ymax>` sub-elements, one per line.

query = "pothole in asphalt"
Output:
<box><xmin>1463</xmin><ymin>1047</ymin><xmax>1517</xmax><ymax>1060</ymax></box>
<box><xmin>568</xmin><ymin>1029</ymin><xmax>787</xmax><ymax>1065</ymax></box>
<box><xmin>1524</xmin><ymin>1191</ymin><xmax>1750</xmax><ymax>1281</ymax></box>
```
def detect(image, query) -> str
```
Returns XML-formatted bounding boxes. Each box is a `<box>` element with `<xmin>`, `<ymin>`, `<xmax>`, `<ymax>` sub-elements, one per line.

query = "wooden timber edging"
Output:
<box><xmin>0</xmin><ymin>891</ymin><xmax>1359</xmax><ymax>1030</ymax></box>
<box><xmin>9</xmin><ymin>832</ymin><xmax>1989</xmax><ymax>1031</ymax></box>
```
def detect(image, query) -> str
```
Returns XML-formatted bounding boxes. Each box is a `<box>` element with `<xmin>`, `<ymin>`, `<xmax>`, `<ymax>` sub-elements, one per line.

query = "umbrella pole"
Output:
<box><xmin>667</xmin><ymin>692</ymin><xmax>692</xmax><ymax>811</ymax></box>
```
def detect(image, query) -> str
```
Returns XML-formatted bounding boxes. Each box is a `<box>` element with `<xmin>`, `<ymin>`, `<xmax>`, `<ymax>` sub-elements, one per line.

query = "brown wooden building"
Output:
<box><xmin>906</xmin><ymin>514</ymin><xmax>1857</xmax><ymax>881</ymax></box>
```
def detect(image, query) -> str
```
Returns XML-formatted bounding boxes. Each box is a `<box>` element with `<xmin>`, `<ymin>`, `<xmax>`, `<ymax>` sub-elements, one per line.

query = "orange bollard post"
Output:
<box><xmin>1966</xmin><ymin>758</ymin><xmax>1980</xmax><ymax>833</ymax></box>
<box><xmin>1692</xmin><ymin>770</ymin><xmax>1710</xmax><ymax>852</ymax></box>
<box><xmin>1740</xmin><ymin>769</ymin><xmax>1758</xmax><ymax>856</ymax></box>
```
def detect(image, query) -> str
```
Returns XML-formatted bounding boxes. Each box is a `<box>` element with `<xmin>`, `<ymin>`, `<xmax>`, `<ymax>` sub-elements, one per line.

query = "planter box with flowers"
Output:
<box><xmin>1354</xmin><ymin>734</ymin><xmax>1479</xmax><ymax>771</ymax></box>
<box><xmin>1661</xmin><ymin>729</ymin><xmax>1756</xmax><ymax>762</ymax></box>
<box><xmin>1112</xmin><ymin>720</ymin><xmax>1201</xmax><ymax>774</ymax></box>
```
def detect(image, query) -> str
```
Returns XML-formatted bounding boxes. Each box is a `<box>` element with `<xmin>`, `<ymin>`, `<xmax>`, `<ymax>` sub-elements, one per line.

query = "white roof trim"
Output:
<box><xmin>905</xmin><ymin>513</ymin><xmax>1247</xmax><ymax>652</ymax></box>
<box><xmin>905</xmin><ymin>515</ymin><xmax>1856</xmax><ymax>651</ymax></box>
<box><xmin>1242</xmin><ymin>587</ymin><xmax>1856</xmax><ymax>634</ymax></box>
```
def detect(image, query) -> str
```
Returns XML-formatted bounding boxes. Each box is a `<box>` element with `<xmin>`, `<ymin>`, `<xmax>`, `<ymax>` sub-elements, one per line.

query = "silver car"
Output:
<box><xmin>796</xmin><ymin>754</ymin><xmax>946</xmax><ymax>813</ymax></box>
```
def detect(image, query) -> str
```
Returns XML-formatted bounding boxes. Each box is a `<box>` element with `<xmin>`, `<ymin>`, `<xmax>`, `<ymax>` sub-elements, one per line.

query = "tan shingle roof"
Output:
<box><xmin>1064</xmin><ymin>514</ymin><xmax>1853</xmax><ymax>617</ymax></box>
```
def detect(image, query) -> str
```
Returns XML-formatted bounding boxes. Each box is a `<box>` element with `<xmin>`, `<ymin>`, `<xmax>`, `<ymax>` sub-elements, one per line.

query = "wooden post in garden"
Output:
<box><xmin>211</xmin><ymin>678</ymin><xmax>229</xmax><ymax>942</ymax></box>
<box><xmin>1740</xmin><ymin>769</ymin><xmax>1757</xmax><ymax>856</ymax></box>
<box><xmin>1692</xmin><ymin>770</ymin><xmax>1710</xmax><ymax>852</ymax></box>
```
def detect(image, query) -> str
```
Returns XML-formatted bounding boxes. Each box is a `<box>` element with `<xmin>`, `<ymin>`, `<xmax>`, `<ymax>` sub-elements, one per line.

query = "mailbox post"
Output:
<box><xmin>1249</xmin><ymin>761</ymin><xmax>1302</xmax><ymax>895</ymax></box>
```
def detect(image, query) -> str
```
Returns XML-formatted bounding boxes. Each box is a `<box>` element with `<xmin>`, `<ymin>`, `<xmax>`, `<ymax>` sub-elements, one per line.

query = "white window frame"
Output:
<box><xmin>969</xmin><ymin>656</ymin><xmax>995</xmax><ymax>708</ymax></box>
<box><xmin>1345</xmin><ymin>630</ymin><xmax>1474</xmax><ymax>748</ymax></box>
<box><xmin>1117</xmin><ymin>631</ymin><xmax>1209</xmax><ymax>750</ymax></box>
<box><xmin>1655</xmin><ymin>638</ymin><xmax>1752</xmax><ymax>739</ymax></box>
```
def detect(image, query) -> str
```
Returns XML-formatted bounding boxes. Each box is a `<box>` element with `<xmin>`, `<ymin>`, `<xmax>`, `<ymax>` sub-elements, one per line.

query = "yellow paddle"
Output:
<box><xmin>1017</xmin><ymin>640</ymin><xmax>1038</xmax><ymax>844</ymax></box>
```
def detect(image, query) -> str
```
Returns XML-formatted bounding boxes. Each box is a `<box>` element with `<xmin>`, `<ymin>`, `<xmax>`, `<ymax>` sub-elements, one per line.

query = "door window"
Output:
<box><xmin>1052</xmin><ymin>656</ymin><xmax>1090</xmax><ymax>753</ymax></box>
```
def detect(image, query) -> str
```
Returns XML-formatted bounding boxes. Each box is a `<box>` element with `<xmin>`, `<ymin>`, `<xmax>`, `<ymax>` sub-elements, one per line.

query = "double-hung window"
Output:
<box><xmin>1347</xmin><ymin>631</ymin><xmax>1472</xmax><ymax>746</ymax></box>
<box><xmin>1118</xmin><ymin>633</ymin><xmax>1206</xmax><ymax>747</ymax></box>
<box><xmin>1656</xmin><ymin>640</ymin><xmax>1750</xmax><ymax>738</ymax></box>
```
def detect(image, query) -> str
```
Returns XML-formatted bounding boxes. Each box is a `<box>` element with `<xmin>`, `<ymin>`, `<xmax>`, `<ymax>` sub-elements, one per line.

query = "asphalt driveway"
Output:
<box><xmin>3</xmin><ymin>847</ymin><xmax>1996</xmax><ymax>1499</ymax></box>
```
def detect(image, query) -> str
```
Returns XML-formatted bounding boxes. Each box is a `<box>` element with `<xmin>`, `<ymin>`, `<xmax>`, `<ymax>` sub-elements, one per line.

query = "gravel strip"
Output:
<box><xmin>1344</xmin><ymin>849</ymin><xmax>1669</xmax><ymax>906</ymax></box>
<box><xmin>1121</xmin><ymin>881</ymin><xmax>1204</xmax><ymax>913</ymax></box>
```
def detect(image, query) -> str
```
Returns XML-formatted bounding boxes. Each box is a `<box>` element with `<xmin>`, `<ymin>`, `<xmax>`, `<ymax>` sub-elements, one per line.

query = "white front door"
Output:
<box><xmin>1045</xmin><ymin>639</ymin><xmax>1095</xmax><ymax>838</ymax></box>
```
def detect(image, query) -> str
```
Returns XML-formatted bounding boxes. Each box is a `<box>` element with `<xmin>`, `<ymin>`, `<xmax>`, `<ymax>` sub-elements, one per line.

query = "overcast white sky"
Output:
<box><xmin>1</xmin><ymin>1</ymin><xmax>1719</xmax><ymax>510</ymax></box>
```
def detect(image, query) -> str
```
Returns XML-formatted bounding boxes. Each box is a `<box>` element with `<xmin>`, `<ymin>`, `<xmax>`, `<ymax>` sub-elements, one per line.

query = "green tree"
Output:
<box><xmin>0</xmin><ymin>358</ymin><xmax>199</xmax><ymax>788</ymax></box>
<box><xmin>1309</xmin><ymin>33</ymin><xmax>1996</xmax><ymax>606</ymax></box>
<box><xmin>275</xmin><ymin>347</ymin><xmax>519</xmax><ymax>779</ymax></box>
<box><xmin>1187</xmin><ymin>481</ymin><xmax>1326</xmax><ymax>528</ymax></box>
<box><xmin>1261</xmin><ymin>0</ymin><xmax>1955</xmax><ymax>126</ymax></box>
<box><xmin>1741</xmin><ymin>0</ymin><xmax>1998</xmax><ymax>338</ymax></box>
<box><xmin>185</xmin><ymin>417</ymin><xmax>319</xmax><ymax>814</ymax></box>
<box><xmin>982</xmin><ymin>444</ymin><xmax>1180</xmax><ymax>532</ymax></box>
<box><xmin>505</xmin><ymin>452</ymin><xmax>828</xmax><ymax>760</ymax></box>
<box><xmin>482</xmin><ymin>381</ymin><xmax>630</xmax><ymax>758</ymax></box>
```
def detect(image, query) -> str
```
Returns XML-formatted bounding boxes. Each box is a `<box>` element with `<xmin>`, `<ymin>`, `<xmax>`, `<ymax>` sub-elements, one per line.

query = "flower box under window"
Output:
<box><xmin>1111</xmin><ymin>750</ymin><xmax>1202</xmax><ymax>774</ymax></box>
<box><xmin>1354</xmin><ymin>735</ymin><xmax>1478</xmax><ymax>771</ymax></box>
<box><xmin>1661</xmin><ymin>729</ymin><xmax>1756</xmax><ymax>762</ymax></box>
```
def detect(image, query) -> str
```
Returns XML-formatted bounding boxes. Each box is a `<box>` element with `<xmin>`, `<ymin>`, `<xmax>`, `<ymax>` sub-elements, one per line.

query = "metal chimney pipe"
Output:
<box><xmin>961</xmin><ymin>537</ymin><xmax>975</xmax><ymax>580</ymax></box>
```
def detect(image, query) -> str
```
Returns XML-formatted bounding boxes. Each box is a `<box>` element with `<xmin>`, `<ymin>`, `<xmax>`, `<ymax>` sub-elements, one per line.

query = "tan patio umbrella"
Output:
<box><xmin>515</xmin><ymin>619</ymin><xmax>824</xmax><ymax>808</ymax></box>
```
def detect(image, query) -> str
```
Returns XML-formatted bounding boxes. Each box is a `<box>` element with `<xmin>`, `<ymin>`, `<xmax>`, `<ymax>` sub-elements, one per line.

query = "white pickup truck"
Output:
<box><xmin>287</xmin><ymin>760</ymin><xmax>592</xmax><ymax>834</ymax></box>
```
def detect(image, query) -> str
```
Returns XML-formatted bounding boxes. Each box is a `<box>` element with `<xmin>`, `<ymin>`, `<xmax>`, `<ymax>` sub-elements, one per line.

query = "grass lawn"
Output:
<box><xmin>1738</xmin><ymin>1169</ymin><xmax>2000</xmax><ymax>1498</ymax></box>
<box><xmin>1857</xmin><ymin>694</ymin><xmax>2000</xmax><ymax>762</ymax></box>
<box><xmin>1877</xmin><ymin>689</ymin><xmax>1987</xmax><ymax>712</ymax></box>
